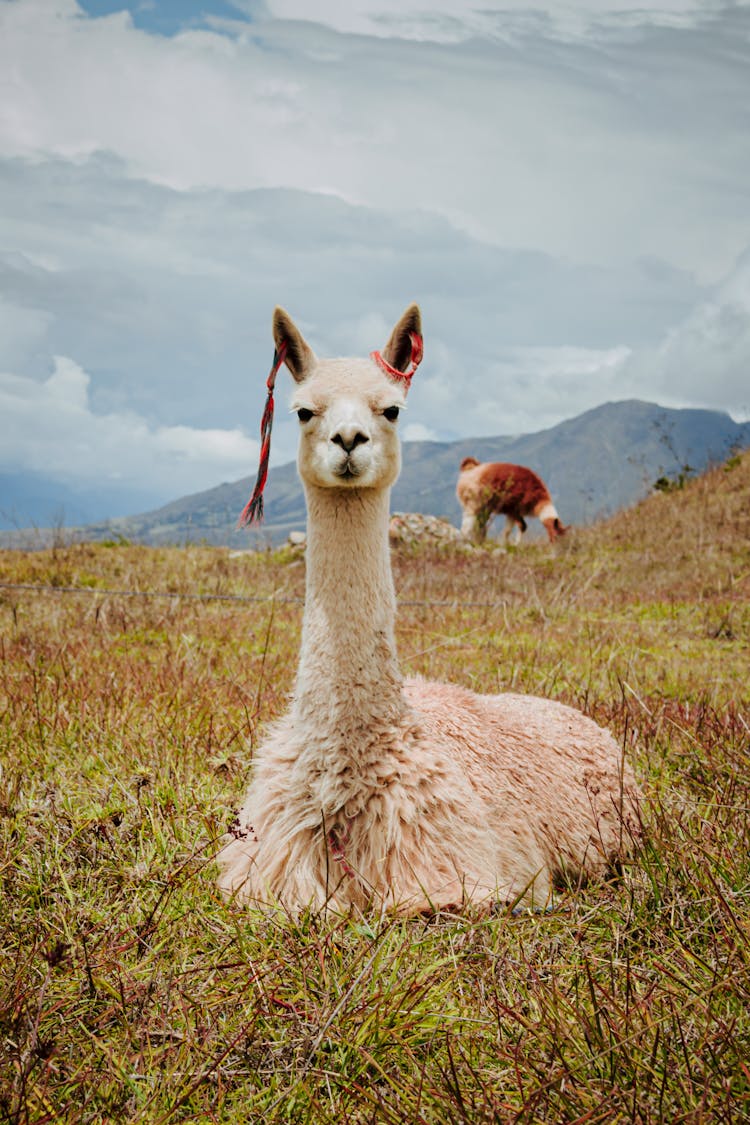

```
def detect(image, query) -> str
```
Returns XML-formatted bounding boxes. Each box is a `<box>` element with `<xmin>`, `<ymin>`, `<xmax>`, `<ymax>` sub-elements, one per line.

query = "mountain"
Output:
<box><xmin>2</xmin><ymin>400</ymin><xmax>748</xmax><ymax>548</ymax></box>
<box><xmin>0</xmin><ymin>471</ymin><xmax>168</xmax><ymax>533</ymax></box>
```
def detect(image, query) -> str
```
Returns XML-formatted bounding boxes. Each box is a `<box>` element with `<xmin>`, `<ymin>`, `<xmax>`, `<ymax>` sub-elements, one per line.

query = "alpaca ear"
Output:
<box><xmin>460</xmin><ymin>457</ymin><xmax>480</xmax><ymax>471</ymax></box>
<box><xmin>272</xmin><ymin>307</ymin><xmax>316</xmax><ymax>384</ymax></box>
<box><xmin>381</xmin><ymin>303</ymin><xmax>422</xmax><ymax>375</ymax></box>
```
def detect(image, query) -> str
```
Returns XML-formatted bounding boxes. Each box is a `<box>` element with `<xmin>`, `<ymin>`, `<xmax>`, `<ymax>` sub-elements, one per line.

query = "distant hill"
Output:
<box><xmin>2</xmin><ymin>400</ymin><xmax>748</xmax><ymax>548</ymax></box>
<box><xmin>0</xmin><ymin>471</ymin><xmax>168</xmax><ymax>533</ymax></box>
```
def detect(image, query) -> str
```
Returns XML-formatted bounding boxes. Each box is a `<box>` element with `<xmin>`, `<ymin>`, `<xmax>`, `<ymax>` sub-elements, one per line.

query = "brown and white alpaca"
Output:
<box><xmin>457</xmin><ymin>458</ymin><xmax>568</xmax><ymax>545</ymax></box>
<box><xmin>217</xmin><ymin>305</ymin><xmax>640</xmax><ymax>914</ymax></box>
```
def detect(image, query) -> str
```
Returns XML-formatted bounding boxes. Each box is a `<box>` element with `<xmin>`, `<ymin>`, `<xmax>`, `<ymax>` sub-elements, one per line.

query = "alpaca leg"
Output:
<box><xmin>217</xmin><ymin>830</ymin><xmax>347</xmax><ymax>913</ymax></box>
<box><xmin>461</xmin><ymin>511</ymin><xmax>481</xmax><ymax>541</ymax></box>
<box><xmin>511</xmin><ymin>518</ymin><xmax>526</xmax><ymax>546</ymax></box>
<box><xmin>216</xmin><ymin>833</ymin><xmax>262</xmax><ymax>903</ymax></box>
<box><xmin>461</xmin><ymin>510</ymin><xmax>488</xmax><ymax>543</ymax></box>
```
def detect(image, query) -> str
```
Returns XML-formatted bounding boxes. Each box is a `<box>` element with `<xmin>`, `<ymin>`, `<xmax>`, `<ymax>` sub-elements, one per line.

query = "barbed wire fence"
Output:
<box><xmin>0</xmin><ymin>581</ymin><xmax>507</xmax><ymax>611</ymax></box>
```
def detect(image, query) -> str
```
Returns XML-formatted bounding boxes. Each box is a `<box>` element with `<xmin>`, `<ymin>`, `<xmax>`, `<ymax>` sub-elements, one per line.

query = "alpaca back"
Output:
<box><xmin>404</xmin><ymin>679</ymin><xmax>639</xmax><ymax>890</ymax></box>
<box><xmin>457</xmin><ymin>461</ymin><xmax>551</xmax><ymax>520</ymax></box>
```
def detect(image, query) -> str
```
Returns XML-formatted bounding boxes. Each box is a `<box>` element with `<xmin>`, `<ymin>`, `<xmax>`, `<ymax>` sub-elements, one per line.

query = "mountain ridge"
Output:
<box><xmin>2</xmin><ymin>399</ymin><xmax>748</xmax><ymax>548</ymax></box>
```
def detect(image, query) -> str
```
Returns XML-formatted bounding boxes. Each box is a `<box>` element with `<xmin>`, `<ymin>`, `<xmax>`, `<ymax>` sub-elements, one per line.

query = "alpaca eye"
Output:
<box><xmin>383</xmin><ymin>406</ymin><xmax>400</xmax><ymax>422</ymax></box>
<box><xmin>297</xmin><ymin>408</ymin><xmax>314</xmax><ymax>423</ymax></box>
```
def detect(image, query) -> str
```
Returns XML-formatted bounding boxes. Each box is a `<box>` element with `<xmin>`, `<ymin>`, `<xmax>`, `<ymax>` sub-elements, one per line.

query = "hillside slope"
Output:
<box><xmin>384</xmin><ymin>448</ymin><xmax>750</xmax><ymax>622</ymax></box>
<box><xmin>579</xmin><ymin>446</ymin><xmax>750</xmax><ymax>604</ymax></box>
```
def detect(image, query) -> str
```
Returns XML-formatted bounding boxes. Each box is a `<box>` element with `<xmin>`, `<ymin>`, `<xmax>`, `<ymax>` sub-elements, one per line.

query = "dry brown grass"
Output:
<box><xmin>0</xmin><ymin>453</ymin><xmax>748</xmax><ymax>1123</ymax></box>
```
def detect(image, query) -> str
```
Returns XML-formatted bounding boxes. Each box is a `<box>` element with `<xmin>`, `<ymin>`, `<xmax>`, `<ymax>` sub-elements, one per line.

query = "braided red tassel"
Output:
<box><xmin>238</xmin><ymin>342</ymin><xmax>287</xmax><ymax>527</ymax></box>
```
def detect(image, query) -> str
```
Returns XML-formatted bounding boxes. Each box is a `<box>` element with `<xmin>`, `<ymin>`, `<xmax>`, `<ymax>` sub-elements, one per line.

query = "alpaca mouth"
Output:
<box><xmin>336</xmin><ymin>460</ymin><xmax>361</xmax><ymax>480</ymax></box>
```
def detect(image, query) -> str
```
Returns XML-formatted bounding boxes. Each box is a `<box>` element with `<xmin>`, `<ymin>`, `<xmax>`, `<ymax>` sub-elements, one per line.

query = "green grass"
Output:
<box><xmin>1</xmin><ymin>454</ymin><xmax>749</xmax><ymax>1122</ymax></box>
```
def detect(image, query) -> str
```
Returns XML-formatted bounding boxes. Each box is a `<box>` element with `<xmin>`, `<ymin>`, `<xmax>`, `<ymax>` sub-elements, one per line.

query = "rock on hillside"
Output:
<box><xmin>388</xmin><ymin>512</ymin><xmax>467</xmax><ymax>548</ymax></box>
<box><xmin>275</xmin><ymin>514</ymin><xmax>466</xmax><ymax>552</ymax></box>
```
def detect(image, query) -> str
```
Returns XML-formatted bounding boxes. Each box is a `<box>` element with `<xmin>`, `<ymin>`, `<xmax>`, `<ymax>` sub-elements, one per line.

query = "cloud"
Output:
<box><xmin>248</xmin><ymin>0</ymin><xmax>741</xmax><ymax>42</ymax></box>
<box><xmin>402</xmin><ymin>421</ymin><xmax>439</xmax><ymax>443</ymax></box>
<box><xmin>410</xmin><ymin>343</ymin><xmax>633</xmax><ymax>440</ymax></box>
<box><xmin>3</xmin><ymin>149</ymin><xmax>743</xmax><ymax>481</ymax></box>
<box><xmin>624</xmin><ymin>252</ymin><xmax>750</xmax><ymax>419</ymax></box>
<box><xmin>0</xmin><ymin>355</ymin><xmax>259</xmax><ymax>493</ymax></box>
<box><xmin>408</xmin><ymin>253</ymin><xmax>750</xmax><ymax>437</ymax></box>
<box><xmin>0</xmin><ymin>294</ymin><xmax>52</xmax><ymax>370</ymax></box>
<box><xmin>2</xmin><ymin>0</ymin><xmax>748</xmax><ymax>278</ymax></box>
<box><xmin>0</xmin><ymin>152</ymin><xmax>703</xmax><ymax>421</ymax></box>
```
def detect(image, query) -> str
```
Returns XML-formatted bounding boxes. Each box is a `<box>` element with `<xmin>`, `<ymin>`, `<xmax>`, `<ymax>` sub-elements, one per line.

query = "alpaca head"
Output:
<box><xmin>273</xmin><ymin>304</ymin><xmax>422</xmax><ymax>493</ymax></box>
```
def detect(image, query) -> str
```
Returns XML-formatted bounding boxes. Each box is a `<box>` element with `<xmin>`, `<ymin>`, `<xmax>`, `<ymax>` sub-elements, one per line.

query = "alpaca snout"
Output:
<box><xmin>329</xmin><ymin>427</ymin><xmax>371</xmax><ymax>479</ymax></box>
<box><xmin>331</xmin><ymin>426</ymin><xmax>370</xmax><ymax>453</ymax></box>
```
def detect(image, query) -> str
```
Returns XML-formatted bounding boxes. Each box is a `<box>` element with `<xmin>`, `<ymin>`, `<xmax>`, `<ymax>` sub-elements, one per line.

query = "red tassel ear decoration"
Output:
<box><xmin>238</xmin><ymin>341</ymin><xmax>287</xmax><ymax>527</ymax></box>
<box><xmin>370</xmin><ymin>331</ymin><xmax>423</xmax><ymax>390</ymax></box>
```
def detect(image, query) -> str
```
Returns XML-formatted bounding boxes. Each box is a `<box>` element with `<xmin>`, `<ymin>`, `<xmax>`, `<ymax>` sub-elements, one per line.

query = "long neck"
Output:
<box><xmin>292</xmin><ymin>484</ymin><xmax>407</xmax><ymax>730</ymax></box>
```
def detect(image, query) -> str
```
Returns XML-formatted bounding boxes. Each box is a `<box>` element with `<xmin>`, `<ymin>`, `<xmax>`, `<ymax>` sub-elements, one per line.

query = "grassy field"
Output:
<box><xmin>1</xmin><ymin>454</ymin><xmax>749</xmax><ymax>1123</ymax></box>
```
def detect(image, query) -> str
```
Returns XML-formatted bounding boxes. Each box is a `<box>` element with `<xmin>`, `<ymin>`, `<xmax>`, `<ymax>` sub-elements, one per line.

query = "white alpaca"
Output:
<box><xmin>218</xmin><ymin>305</ymin><xmax>641</xmax><ymax>914</ymax></box>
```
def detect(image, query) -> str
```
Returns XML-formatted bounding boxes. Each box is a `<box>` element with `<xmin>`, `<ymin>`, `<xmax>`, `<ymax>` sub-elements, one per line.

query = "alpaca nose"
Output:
<box><xmin>331</xmin><ymin>427</ymin><xmax>369</xmax><ymax>453</ymax></box>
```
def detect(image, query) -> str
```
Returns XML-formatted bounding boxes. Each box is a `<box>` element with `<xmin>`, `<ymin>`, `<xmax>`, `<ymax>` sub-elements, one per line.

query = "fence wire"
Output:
<box><xmin>0</xmin><ymin>581</ymin><xmax>505</xmax><ymax>611</ymax></box>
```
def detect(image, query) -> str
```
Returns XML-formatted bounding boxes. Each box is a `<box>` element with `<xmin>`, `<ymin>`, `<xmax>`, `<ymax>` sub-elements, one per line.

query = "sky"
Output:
<box><xmin>1</xmin><ymin>0</ymin><xmax>749</xmax><ymax>515</ymax></box>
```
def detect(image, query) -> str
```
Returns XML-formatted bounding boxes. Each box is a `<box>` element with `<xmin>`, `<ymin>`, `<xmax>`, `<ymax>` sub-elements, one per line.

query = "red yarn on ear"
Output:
<box><xmin>370</xmin><ymin>331</ymin><xmax>423</xmax><ymax>389</ymax></box>
<box><xmin>238</xmin><ymin>341</ymin><xmax>288</xmax><ymax>527</ymax></box>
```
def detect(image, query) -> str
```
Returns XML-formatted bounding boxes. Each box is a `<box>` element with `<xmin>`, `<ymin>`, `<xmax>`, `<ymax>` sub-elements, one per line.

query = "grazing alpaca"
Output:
<box><xmin>217</xmin><ymin>305</ymin><xmax>640</xmax><ymax>914</ymax></box>
<box><xmin>457</xmin><ymin>458</ymin><xmax>568</xmax><ymax>545</ymax></box>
